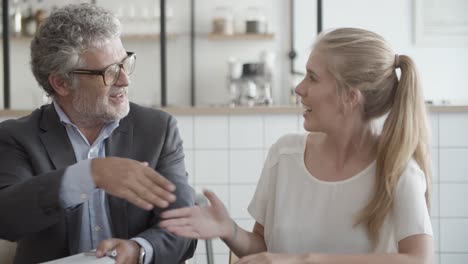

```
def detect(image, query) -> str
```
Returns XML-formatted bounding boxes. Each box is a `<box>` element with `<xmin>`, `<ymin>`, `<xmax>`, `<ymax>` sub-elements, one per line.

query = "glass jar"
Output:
<box><xmin>212</xmin><ymin>6</ymin><xmax>233</xmax><ymax>35</ymax></box>
<box><xmin>244</xmin><ymin>6</ymin><xmax>267</xmax><ymax>34</ymax></box>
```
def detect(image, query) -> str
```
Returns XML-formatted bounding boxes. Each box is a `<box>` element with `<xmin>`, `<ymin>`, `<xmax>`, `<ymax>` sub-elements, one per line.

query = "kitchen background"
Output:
<box><xmin>1</xmin><ymin>0</ymin><xmax>468</xmax><ymax>108</ymax></box>
<box><xmin>0</xmin><ymin>0</ymin><xmax>468</xmax><ymax>264</ymax></box>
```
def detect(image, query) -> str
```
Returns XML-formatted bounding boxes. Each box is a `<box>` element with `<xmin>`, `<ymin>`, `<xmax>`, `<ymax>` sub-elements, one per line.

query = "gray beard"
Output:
<box><xmin>71</xmin><ymin>91</ymin><xmax>130</xmax><ymax>126</ymax></box>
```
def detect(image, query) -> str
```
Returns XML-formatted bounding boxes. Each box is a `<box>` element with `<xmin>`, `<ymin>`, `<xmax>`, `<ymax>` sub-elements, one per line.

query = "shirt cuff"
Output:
<box><xmin>131</xmin><ymin>237</ymin><xmax>154</xmax><ymax>264</ymax></box>
<box><xmin>59</xmin><ymin>159</ymin><xmax>96</xmax><ymax>208</ymax></box>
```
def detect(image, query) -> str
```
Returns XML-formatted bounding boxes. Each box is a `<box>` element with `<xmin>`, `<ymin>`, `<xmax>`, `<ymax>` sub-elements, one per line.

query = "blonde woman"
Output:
<box><xmin>160</xmin><ymin>28</ymin><xmax>433</xmax><ymax>263</ymax></box>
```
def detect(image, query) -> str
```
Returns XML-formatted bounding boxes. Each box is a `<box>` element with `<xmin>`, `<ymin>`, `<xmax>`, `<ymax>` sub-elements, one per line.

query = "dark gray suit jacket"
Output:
<box><xmin>0</xmin><ymin>103</ymin><xmax>196</xmax><ymax>264</ymax></box>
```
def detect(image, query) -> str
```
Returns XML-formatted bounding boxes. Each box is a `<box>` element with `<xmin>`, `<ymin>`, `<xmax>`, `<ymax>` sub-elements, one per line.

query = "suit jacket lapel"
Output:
<box><xmin>106</xmin><ymin>114</ymin><xmax>134</xmax><ymax>238</ymax></box>
<box><xmin>105</xmin><ymin>114</ymin><xmax>133</xmax><ymax>158</ymax></box>
<box><xmin>39</xmin><ymin>104</ymin><xmax>76</xmax><ymax>169</ymax></box>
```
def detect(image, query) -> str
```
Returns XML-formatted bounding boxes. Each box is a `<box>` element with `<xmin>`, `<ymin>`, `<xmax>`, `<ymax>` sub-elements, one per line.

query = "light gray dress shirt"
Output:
<box><xmin>54</xmin><ymin>101</ymin><xmax>153</xmax><ymax>263</ymax></box>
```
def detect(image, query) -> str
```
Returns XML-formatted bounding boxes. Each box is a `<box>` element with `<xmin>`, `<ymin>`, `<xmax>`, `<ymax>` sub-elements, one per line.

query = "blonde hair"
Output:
<box><xmin>314</xmin><ymin>28</ymin><xmax>431</xmax><ymax>247</ymax></box>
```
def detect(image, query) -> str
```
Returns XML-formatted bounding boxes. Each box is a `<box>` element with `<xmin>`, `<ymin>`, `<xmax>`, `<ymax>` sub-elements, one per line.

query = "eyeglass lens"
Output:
<box><xmin>104</xmin><ymin>55</ymin><xmax>136</xmax><ymax>85</ymax></box>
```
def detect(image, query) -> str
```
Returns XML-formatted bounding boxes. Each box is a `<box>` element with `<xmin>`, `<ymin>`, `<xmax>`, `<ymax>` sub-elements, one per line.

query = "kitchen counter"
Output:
<box><xmin>1</xmin><ymin>104</ymin><xmax>468</xmax><ymax>118</ymax></box>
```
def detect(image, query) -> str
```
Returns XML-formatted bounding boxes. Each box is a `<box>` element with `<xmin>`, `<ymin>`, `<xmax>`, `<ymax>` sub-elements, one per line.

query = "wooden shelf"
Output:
<box><xmin>3</xmin><ymin>32</ymin><xmax>272</xmax><ymax>41</ymax></box>
<box><xmin>1</xmin><ymin>33</ymin><xmax>178</xmax><ymax>41</ymax></box>
<box><xmin>119</xmin><ymin>33</ymin><xmax>178</xmax><ymax>40</ymax></box>
<box><xmin>207</xmin><ymin>33</ymin><xmax>274</xmax><ymax>40</ymax></box>
<box><xmin>1</xmin><ymin>35</ymin><xmax>33</xmax><ymax>40</ymax></box>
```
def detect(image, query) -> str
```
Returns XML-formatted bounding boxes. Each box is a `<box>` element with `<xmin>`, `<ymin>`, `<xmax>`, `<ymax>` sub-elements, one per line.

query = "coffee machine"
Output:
<box><xmin>227</xmin><ymin>52</ymin><xmax>274</xmax><ymax>107</ymax></box>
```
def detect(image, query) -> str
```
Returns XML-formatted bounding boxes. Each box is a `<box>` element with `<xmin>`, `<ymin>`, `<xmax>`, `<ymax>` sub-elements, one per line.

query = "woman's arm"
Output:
<box><xmin>159</xmin><ymin>190</ymin><xmax>267</xmax><ymax>257</ymax></box>
<box><xmin>223</xmin><ymin>222</ymin><xmax>266</xmax><ymax>257</ymax></box>
<box><xmin>236</xmin><ymin>234</ymin><xmax>434</xmax><ymax>264</ymax></box>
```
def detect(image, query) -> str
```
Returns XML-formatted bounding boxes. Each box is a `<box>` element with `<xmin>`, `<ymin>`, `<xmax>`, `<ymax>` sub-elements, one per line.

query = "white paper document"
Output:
<box><xmin>40</xmin><ymin>253</ymin><xmax>115</xmax><ymax>264</ymax></box>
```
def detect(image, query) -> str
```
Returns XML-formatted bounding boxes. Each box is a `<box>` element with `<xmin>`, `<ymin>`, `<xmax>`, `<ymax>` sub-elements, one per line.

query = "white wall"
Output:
<box><xmin>320</xmin><ymin>0</ymin><xmax>468</xmax><ymax>104</ymax></box>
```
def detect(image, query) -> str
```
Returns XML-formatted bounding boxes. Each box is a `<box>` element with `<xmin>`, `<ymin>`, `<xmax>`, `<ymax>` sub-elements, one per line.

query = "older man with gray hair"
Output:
<box><xmin>0</xmin><ymin>3</ymin><xmax>196</xmax><ymax>264</ymax></box>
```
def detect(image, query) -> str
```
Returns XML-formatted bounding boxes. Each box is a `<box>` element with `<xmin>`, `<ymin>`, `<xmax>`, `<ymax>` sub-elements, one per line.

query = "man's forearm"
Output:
<box><xmin>139</xmin><ymin>228</ymin><xmax>196</xmax><ymax>264</ymax></box>
<box><xmin>59</xmin><ymin>159</ymin><xmax>95</xmax><ymax>208</ymax></box>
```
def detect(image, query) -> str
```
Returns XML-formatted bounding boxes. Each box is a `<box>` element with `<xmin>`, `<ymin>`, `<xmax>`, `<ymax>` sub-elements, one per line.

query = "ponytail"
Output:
<box><xmin>357</xmin><ymin>55</ymin><xmax>431</xmax><ymax>246</ymax></box>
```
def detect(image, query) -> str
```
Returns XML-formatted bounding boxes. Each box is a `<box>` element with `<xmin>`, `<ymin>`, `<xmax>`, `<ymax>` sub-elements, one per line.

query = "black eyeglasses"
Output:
<box><xmin>70</xmin><ymin>51</ymin><xmax>136</xmax><ymax>86</ymax></box>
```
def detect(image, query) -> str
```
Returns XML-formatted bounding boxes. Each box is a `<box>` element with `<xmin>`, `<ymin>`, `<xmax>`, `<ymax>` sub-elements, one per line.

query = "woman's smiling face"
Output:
<box><xmin>295</xmin><ymin>50</ymin><xmax>344</xmax><ymax>133</ymax></box>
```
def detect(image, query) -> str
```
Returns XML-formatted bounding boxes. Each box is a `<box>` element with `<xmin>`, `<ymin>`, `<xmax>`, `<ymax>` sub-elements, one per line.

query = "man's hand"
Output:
<box><xmin>96</xmin><ymin>238</ymin><xmax>140</xmax><ymax>264</ymax></box>
<box><xmin>91</xmin><ymin>157</ymin><xmax>176</xmax><ymax>210</ymax></box>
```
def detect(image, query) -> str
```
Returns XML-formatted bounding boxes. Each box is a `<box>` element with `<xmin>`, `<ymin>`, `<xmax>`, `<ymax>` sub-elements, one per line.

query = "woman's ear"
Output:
<box><xmin>348</xmin><ymin>89</ymin><xmax>363</xmax><ymax>108</ymax></box>
<box><xmin>341</xmin><ymin>89</ymin><xmax>363</xmax><ymax>116</ymax></box>
<box><xmin>48</xmin><ymin>74</ymin><xmax>72</xmax><ymax>97</ymax></box>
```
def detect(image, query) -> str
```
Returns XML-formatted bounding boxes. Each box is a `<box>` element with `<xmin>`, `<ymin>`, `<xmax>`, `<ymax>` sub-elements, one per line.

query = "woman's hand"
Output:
<box><xmin>236</xmin><ymin>252</ymin><xmax>305</xmax><ymax>264</ymax></box>
<box><xmin>159</xmin><ymin>190</ymin><xmax>235</xmax><ymax>240</ymax></box>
